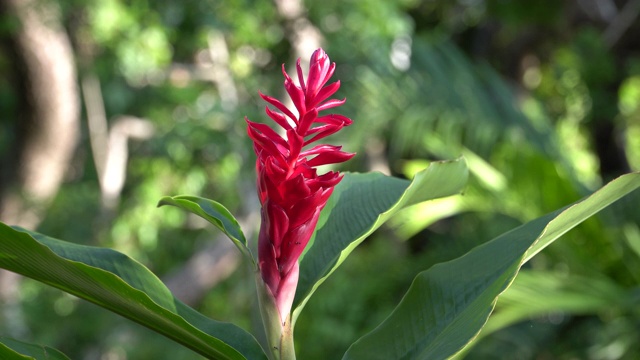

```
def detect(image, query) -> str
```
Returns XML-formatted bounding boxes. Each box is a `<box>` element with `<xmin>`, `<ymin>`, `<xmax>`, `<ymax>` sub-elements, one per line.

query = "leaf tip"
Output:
<box><xmin>156</xmin><ymin>196</ymin><xmax>175</xmax><ymax>208</ymax></box>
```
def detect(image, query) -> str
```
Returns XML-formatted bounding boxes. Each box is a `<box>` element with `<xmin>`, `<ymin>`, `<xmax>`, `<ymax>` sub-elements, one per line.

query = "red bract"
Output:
<box><xmin>246</xmin><ymin>48</ymin><xmax>354</xmax><ymax>325</ymax></box>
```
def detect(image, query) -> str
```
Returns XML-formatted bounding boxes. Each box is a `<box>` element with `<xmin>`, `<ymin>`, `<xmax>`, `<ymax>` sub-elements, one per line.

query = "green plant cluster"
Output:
<box><xmin>1</xmin><ymin>0</ymin><xmax>639</xmax><ymax>359</ymax></box>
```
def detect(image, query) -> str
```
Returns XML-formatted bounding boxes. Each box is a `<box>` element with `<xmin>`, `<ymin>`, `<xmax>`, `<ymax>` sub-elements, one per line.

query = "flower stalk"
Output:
<box><xmin>256</xmin><ymin>272</ymin><xmax>296</xmax><ymax>360</ymax></box>
<box><xmin>246</xmin><ymin>48</ymin><xmax>353</xmax><ymax>359</ymax></box>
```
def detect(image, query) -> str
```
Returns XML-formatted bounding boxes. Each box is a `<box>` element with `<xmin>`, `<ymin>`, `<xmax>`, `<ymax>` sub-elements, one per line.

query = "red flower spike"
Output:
<box><xmin>246</xmin><ymin>48</ymin><xmax>354</xmax><ymax>325</ymax></box>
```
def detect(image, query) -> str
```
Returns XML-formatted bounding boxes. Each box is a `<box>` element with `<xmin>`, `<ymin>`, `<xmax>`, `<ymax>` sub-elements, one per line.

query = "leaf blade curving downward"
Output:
<box><xmin>292</xmin><ymin>158</ymin><xmax>469</xmax><ymax>326</ymax></box>
<box><xmin>343</xmin><ymin>172</ymin><xmax>640</xmax><ymax>360</ymax></box>
<box><xmin>157</xmin><ymin>195</ymin><xmax>254</xmax><ymax>263</ymax></box>
<box><xmin>0</xmin><ymin>225</ymin><xmax>267</xmax><ymax>360</ymax></box>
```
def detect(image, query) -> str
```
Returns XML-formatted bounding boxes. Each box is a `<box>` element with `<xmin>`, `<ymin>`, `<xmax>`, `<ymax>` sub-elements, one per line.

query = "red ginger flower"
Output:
<box><xmin>246</xmin><ymin>48</ymin><xmax>354</xmax><ymax>325</ymax></box>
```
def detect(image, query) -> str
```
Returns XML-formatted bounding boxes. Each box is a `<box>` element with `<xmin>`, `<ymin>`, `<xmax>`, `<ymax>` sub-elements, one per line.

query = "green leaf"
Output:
<box><xmin>292</xmin><ymin>158</ymin><xmax>469</xmax><ymax>325</ymax></box>
<box><xmin>342</xmin><ymin>172</ymin><xmax>640</xmax><ymax>360</ymax></box>
<box><xmin>0</xmin><ymin>337</ymin><xmax>70</xmax><ymax>360</ymax></box>
<box><xmin>450</xmin><ymin>270</ymin><xmax>632</xmax><ymax>359</ymax></box>
<box><xmin>157</xmin><ymin>195</ymin><xmax>254</xmax><ymax>263</ymax></box>
<box><xmin>451</xmin><ymin>272</ymin><xmax>634</xmax><ymax>360</ymax></box>
<box><xmin>480</xmin><ymin>270</ymin><xmax>628</xmax><ymax>336</ymax></box>
<box><xmin>0</xmin><ymin>225</ymin><xmax>267</xmax><ymax>360</ymax></box>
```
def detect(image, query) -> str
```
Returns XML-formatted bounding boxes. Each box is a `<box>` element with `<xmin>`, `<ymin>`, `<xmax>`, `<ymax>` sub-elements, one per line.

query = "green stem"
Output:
<box><xmin>255</xmin><ymin>273</ymin><xmax>296</xmax><ymax>360</ymax></box>
<box><xmin>278</xmin><ymin>318</ymin><xmax>295</xmax><ymax>360</ymax></box>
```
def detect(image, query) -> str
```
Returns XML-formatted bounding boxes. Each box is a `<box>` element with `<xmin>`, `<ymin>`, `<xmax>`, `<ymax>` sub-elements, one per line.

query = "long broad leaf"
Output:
<box><xmin>343</xmin><ymin>172</ymin><xmax>640</xmax><ymax>360</ymax></box>
<box><xmin>0</xmin><ymin>337</ymin><xmax>70</xmax><ymax>360</ymax></box>
<box><xmin>0</xmin><ymin>225</ymin><xmax>267</xmax><ymax>360</ymax></box>
<box><xmin>450</xmin><ymin>270</ymin><xmax>631</xmax><ymax>359</ymax></box>
<box><xmin>479</xmin><ymin>270</ymin><xmax>628</xmax><ymax>337</ymax></box>
<box><xmin>292</xmin><ymin>158</ymin><xmax>469</xmax><ymax>325</ymax></box>
<box><xmin>157</xmin><ymin>195</ymin><xmax>254</xmax><ymax>263</ymax></box>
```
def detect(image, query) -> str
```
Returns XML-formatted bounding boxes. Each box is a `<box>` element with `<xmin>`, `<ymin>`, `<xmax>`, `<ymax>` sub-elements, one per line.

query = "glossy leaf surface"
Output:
<box><xmin>343</xmin><ymin>172</ymin><xmax>640</xmax><ymax>360</ymax></box>
<box><xmin>0</xmin><ymin>337</ymin><xmax>70</xmax><ymax>360</ymax></box>
<box><xmin>0</xmin><ymin>224</ymin><xmax>267</xmax><ymax>360</ymax></box>
<box><xmin>158</xmin><ymin>195</ymin><xmax>254</xmax><ymax>262</ymax></box>
<box><xmin>293</xmin><ymin>158</ymin><xmax>469</xmax><ymax>325</ymax></box>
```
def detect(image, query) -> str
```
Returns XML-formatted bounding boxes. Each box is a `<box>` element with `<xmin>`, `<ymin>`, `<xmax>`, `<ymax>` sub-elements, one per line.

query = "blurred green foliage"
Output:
<box><xmin>1</xmin><ymin>0</ymin><xmax>639</xmax><ymax>359</ymax></box>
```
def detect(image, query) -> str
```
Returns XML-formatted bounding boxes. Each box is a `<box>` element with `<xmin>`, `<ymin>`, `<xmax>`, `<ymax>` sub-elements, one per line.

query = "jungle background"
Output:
<box><xmin>1</xmin><ymin>0</ymin><xmax>640</xmax><ymax>359</ymax></box>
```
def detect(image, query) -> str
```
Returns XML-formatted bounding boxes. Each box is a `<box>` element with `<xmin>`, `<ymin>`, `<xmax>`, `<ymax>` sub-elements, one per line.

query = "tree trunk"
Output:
<box><xmin>0</xmin><ymin>0</ymin><xmax>80</xmax><ymax>227</ymax></box>
<box><xmin>0</xmin><ymin>0</ymin><xmax>80</xmax><ymax>337</ymax></box>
